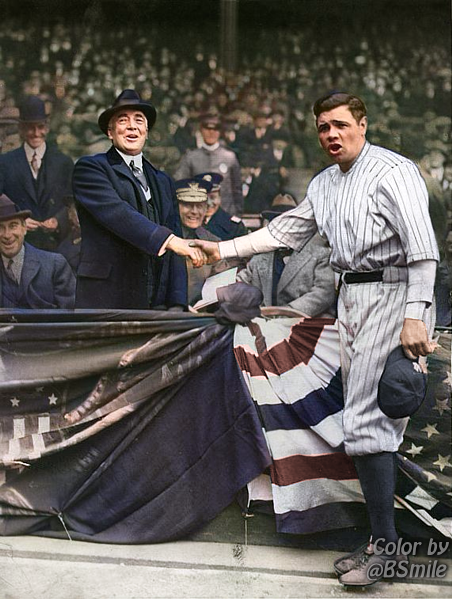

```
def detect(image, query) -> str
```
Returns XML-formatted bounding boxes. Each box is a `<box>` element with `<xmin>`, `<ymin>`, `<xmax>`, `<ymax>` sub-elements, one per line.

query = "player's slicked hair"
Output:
<box><xmin>313</xmin><ymin>92</ymin><xmax>367</xmax><ymax>124</ymax></box>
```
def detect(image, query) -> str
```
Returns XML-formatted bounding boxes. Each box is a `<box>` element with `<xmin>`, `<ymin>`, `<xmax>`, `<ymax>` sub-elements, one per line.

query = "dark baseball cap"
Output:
<box><xmin>378</xmin><ymin>345</ymin><xmax>427</xmax><ymax>419</ymax></box>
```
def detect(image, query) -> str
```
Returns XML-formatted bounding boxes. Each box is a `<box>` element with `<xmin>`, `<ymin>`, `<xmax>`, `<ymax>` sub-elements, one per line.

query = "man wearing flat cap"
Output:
<box><xmin>0</xmin><ymin>194</ymin><xmax>75</xmax><ymax>309</ymax></box>
<box><xmin>174</xmin><ymin>114</ymin><xmax>244</xmax><ymax>218</ymax></box>
<box><xmin>73</xmin><ymin>89</ymin><xmax>204</xmax><ymax>310</ymax></box>
<box><xmin>0</xmin><ymin>95</ymin><xmax>74</xmax><ymax>253</ymax></box>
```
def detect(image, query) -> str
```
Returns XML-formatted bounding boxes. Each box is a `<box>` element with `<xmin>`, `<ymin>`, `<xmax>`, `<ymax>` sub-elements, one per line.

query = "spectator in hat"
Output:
<box><xmin>73</xmin><ymin>89</ymin><xmax>204</xmax><ymax>311</ymax></box>
<box><xmin>236</xmin><ymin>110</ymin><xmax>273</xmax><ymax>158</ymax></box>
<box><xmin>0</xmin><ymin>95</ymin><xmax>74</xmax><ymax>253</ymax></box>
<box><xmin>0</xmin><ymin>106</ymin><xmax>20</xmax><ymax>154</ymax></box>
<box><xmin>237</xmin><ymin>194</ymin><xmax>336</xmax><ymax>316</ymax></box>
<box><xmin>241</xmin><ymin>148</ymin><xmax>280</xmax><ymax>215</ymax></box>
<box><xmin>0</xmin><ymin>194</ymin><xmax>75</xmax><ymax>309</ymax></box>
<box><xmin>174</xmin><ymin>113</ymin><xmax>244</xmax><ymax>217</ymax></box>
<box><xmin>194</xmin><ymin>172</ymin><xmax>248</xmax><ymax>241</ymax></box>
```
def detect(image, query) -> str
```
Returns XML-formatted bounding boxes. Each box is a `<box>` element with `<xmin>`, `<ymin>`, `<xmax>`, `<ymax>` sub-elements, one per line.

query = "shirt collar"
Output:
<box><xmin>201</xmin><ymin>142</ymin><xmax>220</xmax><ymax>152</ymax></box>
<box><xmin>116</xmin><ymin>149</ymin><xmax>144</xmax><ymax>170</ymax></box>
<box><xmin>331</xmin><ymin>140</ymin><xmax>371</xmax><ymax>178</ymax></box>
<box><xmin>2</xmin><ymin>244</ymin><xmax>25</xmax><ymax>270</ymax></box>
<box><xmin>24</xmin><ymin>142</ymin><xmax>46</xmax><ymax>161</ymax></box>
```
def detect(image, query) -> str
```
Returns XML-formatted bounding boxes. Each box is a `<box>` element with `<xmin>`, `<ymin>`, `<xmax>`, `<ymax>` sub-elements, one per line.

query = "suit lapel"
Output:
<box><xmin>17</xmin><ymin>147</ymin><xmax>39</xmax><ymax>205</ymax></box>
<box><xmin>108</xmin><ymin>147</ymin><xmax>151</xmax><ymax>218</ymax></box>
<box><xmin>143</xmin><ymin>160</ymin><xmax>161</xmax><ymax>224</ymax></box>
<box><xmin>256</xmin><ymin>254</ymin><xmax>274</xmax><ymax>304</ymax></box>
<box><xmin>20</xmin><ymin>244</ymin><xmax>40</xmax><ymax>290</ymax></box>
<box><xmin>278</xmin><ymin>251</ymin><xmax>311</xmax><ymax>292</ymax></box>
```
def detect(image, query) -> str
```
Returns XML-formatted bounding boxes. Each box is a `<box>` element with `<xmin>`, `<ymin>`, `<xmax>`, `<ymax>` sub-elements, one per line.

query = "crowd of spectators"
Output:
<box><xmin>0</xmin><ymin>14</ymin><xmax>449</xmax><ymax>171</ymax></box>
<box><xmin>0</xmin><ymin>9</ymin><xmax>450</xmax><ymax>315</ymax></box>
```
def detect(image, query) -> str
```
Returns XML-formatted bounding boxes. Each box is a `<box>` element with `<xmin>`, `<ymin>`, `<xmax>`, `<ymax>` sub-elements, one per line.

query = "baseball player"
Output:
<box><xmin>193</xmin><ymin>92</ymin><xmax>439</xmax><ymax>587</ymax></box>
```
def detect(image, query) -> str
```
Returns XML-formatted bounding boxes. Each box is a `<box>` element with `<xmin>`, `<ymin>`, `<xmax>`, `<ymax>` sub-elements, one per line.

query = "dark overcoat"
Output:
<box><xmin>73</xmin><ymin>146</ymin><xmax>187</xmax><ymax>309</ymax></box>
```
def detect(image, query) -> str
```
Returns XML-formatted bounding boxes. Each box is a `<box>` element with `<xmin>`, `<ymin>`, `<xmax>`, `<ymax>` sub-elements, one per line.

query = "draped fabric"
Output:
<box><xmin>0</xmin><ymin>309</ymin><xmax>450</xmax><ymax>543</ymax></box>
<box><xmin>0</xmin><ymin>310</ymin><xmax>270</xmax><ymax>542</ymax></box>
<box><xmin>234</xmin><ymin>316</ymin><xmax>452</xmax><ymax>539</ymax></box>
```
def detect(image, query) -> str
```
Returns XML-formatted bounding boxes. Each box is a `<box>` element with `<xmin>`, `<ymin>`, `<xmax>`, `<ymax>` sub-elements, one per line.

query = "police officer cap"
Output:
<box><xmin>175</xmin><ymin>178</ymin><xmax>213</xmax><ymax>203</ymax></box>
<box><xmin>377</xmin><ymin>345</ymin><xmax>427</xmax><ymax>419</ymax></box>
<box><xmin>194</xmin><ymin>172</ymin><xmax>223</xmax><ymax>192</ymax></box>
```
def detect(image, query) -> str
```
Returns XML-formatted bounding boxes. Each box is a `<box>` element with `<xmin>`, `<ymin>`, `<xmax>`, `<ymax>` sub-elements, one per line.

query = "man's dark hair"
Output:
<box><xmin>313</xmin><ymin>92</ymin><xmax>367</xmax><ymax>124</ymax></box>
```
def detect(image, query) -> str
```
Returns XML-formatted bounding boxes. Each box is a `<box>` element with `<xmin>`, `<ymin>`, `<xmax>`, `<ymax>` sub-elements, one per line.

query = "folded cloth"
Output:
<box><xmin>214</xmin><ymin>282</ymin><xmax>263</xmax><ymax>325</ymax></box>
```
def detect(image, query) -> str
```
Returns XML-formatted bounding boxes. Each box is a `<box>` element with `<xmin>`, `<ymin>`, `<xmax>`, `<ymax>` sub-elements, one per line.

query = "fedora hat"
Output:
<box><xmin>98</xmin><ymin>89</ymin><xmax>157</xmax><ymax>135</ymax></box>
<box><xmin>19</xmin><ymin>96</ymin><xmax>48</xmax><ymax>123</ymax></box>
<box><xmin>261</xmin><ymin>193</ymin><xmax>297</xmax><ymax>222</ymax></box>
<box><xmin>0</xmin><ymin>194</ymin><xmax>32</xmax><ymax>222</ymax></box>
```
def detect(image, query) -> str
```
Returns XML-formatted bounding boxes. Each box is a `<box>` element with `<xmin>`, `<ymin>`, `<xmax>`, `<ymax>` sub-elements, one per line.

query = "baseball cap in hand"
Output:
<box><xmin>378</xmin><ymin>345</ymin><xmax>427</xmax><ymax>419</ymax></box>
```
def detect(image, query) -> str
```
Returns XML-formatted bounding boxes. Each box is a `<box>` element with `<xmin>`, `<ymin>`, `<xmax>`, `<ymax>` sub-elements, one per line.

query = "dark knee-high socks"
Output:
<box><xmin>353</xmin><ymin>452</ymin><xmax>399</xmax><ymax>551</ymax></box>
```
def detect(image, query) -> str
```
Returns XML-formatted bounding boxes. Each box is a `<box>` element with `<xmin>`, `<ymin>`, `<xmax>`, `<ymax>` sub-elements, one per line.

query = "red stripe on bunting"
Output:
<box><xmin>270</xmin><ymin>452</ymin><xmax>357</xmax><ymax>486</ymax></box>
<box><xmin>234</xmin><ymin>318</ymin><xmax>335</xmax><ymax>376</ymax></box>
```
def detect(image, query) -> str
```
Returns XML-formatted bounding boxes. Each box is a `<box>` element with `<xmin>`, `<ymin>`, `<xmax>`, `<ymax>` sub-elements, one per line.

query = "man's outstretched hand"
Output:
<box><xmin>166</xmin><ymin>236</ymin><xmax>207</xmax><ymax>268</ymax></box>
<box><xmin>190</xmin><ymin>239</ymin><xmax>221</xmax><ymax>264</ymax></box>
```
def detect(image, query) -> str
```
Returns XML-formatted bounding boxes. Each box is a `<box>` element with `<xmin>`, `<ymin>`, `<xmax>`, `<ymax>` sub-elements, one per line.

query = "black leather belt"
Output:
<box><xmin>343</xmin><ymin>271</ymin><xmax>383</xmax><ymax>284</ymax></box>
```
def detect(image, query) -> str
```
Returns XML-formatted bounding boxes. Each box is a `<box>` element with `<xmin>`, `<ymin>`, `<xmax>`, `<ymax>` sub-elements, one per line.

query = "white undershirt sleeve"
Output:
<box><xmin>219</xmin><ymin>227</ymin><xmax>287</xmax><ymax>259</ymax></box>
<box><xmin>404</xmin><ymin>259</ymin><xmax>437</xmax><ymax>320</ymax></box>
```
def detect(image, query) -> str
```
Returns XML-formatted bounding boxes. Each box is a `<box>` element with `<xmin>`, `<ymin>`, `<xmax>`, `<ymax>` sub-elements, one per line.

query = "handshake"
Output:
<box><xmin>166</xmin><ymin>236</ymin><xmax>221</xmax><ymax>267</ymax></box>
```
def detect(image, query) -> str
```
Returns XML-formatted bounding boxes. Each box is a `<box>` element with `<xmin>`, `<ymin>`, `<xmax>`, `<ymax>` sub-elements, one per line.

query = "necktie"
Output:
<box><xmin>30</xmin><ymin>151</ymin><xmax>39</xmax><ymax>177</ymax></box>
<box><xmin>6</xmin><ymin>258</ymin><xmax>18</xmax><ymax>284</ymax></box>
<box><xmin>130</xmin><ymin>160</ymin><xmax>148</xmax><ymax>191</ymax></box>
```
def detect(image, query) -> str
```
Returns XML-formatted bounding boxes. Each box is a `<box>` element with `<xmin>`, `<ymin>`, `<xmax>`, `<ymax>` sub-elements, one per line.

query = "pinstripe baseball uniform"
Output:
<box><xmin>265</xmin><ymin>141</ymin><xmax>439</xmax><ymax>455</ymax></box>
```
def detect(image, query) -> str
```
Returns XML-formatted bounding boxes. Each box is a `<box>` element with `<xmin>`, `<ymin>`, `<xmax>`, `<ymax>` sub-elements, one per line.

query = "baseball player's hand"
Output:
<box><xmin>190</xmin><ymin>239</ymin><xmax>221</xmax><ymax>264</ymax></box>
<box><xmin>400</xmin><ymin>318</ymin><xmax>436</xmax><ymax>358</ymax></box>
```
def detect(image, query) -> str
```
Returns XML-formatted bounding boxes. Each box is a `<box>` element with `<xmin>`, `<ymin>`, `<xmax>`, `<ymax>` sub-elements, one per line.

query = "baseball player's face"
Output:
<box><xmin>316</xmin><ymin>105</ymin><xmax>367</xmax><ymax>172</ymax></box>
<box><xmin>108</xmin><ymin>110</ymin><xmax>148</xmax><ymax>156</ymax></box>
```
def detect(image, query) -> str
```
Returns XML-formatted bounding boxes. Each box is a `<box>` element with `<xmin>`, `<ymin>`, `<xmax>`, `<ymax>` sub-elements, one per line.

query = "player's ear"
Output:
<box><xmin>360</xmin><ymin>116</ymin><xmax>368</xmax><ymax>135</ymax></box>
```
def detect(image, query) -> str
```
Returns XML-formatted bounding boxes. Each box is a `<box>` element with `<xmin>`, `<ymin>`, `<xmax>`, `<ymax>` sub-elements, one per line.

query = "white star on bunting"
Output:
<box><xmin>406</xmin><ymin>443</ymin><xmax>424</xmax><ymax>457</ymax></box>
<box><xmin>48</xmin><ymin>394</ymin><xmax>58</xmax><ymax>405</ymax></box>
<box><xmin>433</xmin><ymin>399</ymin><xmax>450</xmax><ymax>416</ymax></box>
<box><xmin>433</xmin><ymin>454</ymin><xmax>452</xmax><ymax>472</ymax></box>
<box><xmin>10</xmin><ymin>397</ymin><xmax>20</xmax><ymax>407</ymax></box>
<box><xmin>421</xmin><ymin>423</ymin><xmax>440</xmax><ymax>439</ymax></box>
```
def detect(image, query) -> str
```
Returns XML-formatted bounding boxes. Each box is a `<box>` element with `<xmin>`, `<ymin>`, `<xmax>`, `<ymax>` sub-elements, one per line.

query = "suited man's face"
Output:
<box><xmin>108</xmin><ymin>110</ymin><xmax>148</xmax><ymax>156</ymax></box>
<box><xmin>19</xmin><ymin>121</ymin><xmax>49</xmax><ymax>149</ymax></box>
<box><xmin>0</xmin><ymin>218</ymin><xmax>26</xmax><ymax>259</ymax></box>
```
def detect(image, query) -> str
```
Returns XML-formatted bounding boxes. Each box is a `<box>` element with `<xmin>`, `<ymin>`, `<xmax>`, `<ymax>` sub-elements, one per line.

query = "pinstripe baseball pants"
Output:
<box><xmin>337</xmin><ymin>267</ymin><xmax>434</xmax><ymax>456</ymax></box>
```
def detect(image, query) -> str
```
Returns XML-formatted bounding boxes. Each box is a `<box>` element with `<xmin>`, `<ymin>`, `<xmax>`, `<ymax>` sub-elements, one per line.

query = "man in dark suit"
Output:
<box><xmin>0</xmin><ymin>195</ymin><xmax>75</xmax><ymax>309</ymax></box>
<box><xmin>0</xmin><ymin>96</ymin><xmax>74</xmax><ymax>252</ymax></box>
<box><xmin>73</xmin><ymin>89</ymin><xmax>204</xmax><ymax>310</ymax></box>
